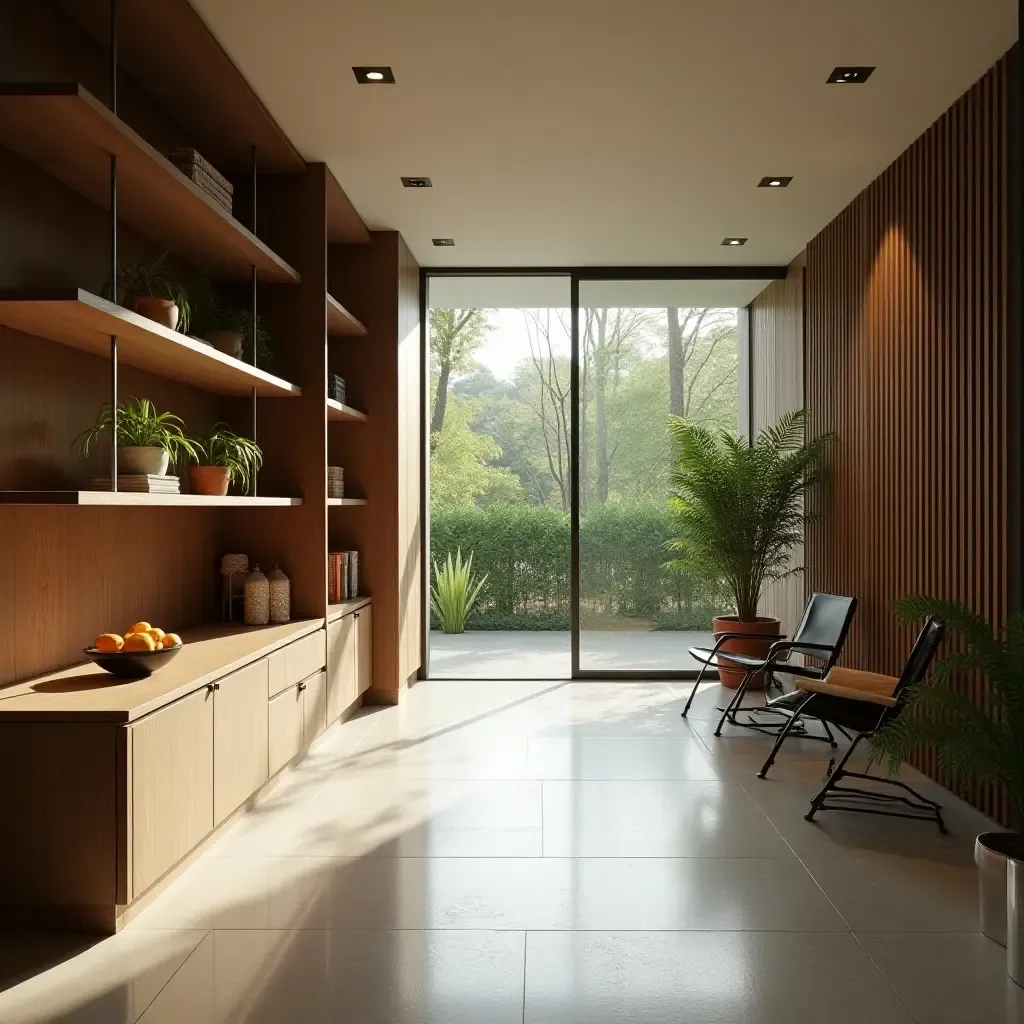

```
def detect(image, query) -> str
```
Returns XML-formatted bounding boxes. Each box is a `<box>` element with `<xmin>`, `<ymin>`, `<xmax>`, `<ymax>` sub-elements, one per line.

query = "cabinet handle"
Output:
<box><xmin>297</xmin><ymin>682</ymin><xmax>307</xmax><ymax>692</ymax></box>
<box><xmin>207</xmin><ymin>681</ymin><xmax>220</xmax><ymax>693</ymax></box>
<box><xmin>354</xmin><ymin>612</ymin><xmax>360</xmax><ymax>619</ymax></box>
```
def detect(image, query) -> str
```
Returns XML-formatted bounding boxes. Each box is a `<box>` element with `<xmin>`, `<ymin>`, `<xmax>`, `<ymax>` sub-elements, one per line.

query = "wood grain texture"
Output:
<box><xmin>327</xmin><ymin>399</ymin><xmax>368</xmax><ymax>422</ymax></box>
<box><xmin>803</xmin><ymin>57</ymin><xmax>1009</xmax><ymax>823</ymax></box>
<box><xmin>212</xmin><ymin>659</ymin><xmax>269</xmax><ymax>824</ymax></box>
<box><xmin>327</xmin><ymin>293</ymin><xmax>367</xmax><ymax>337</ymax></box>
<box><xmin>357</xmin><ymin>606</ymin><xmax>373</xmax><ymax>697</ymax></box>
<box><xmin>130</xmin><ymin>686</ymin><xmax>214</xmax><ymax>897</ymax></box>
<box><xmin>326</xmin><ymin>613</ymin><xmax>357</xmax><ymax>720</ymax></box>
<box><xmin>302</xmin><ymin>668</ymin><xmax>328</xmax><ymax>745</ymax></box>
<box><xmin>750</xmin><ymin>265</ymin><xmax>806</xmax><ymax>638</ymax></box>
<box><xmin>268</xmin><ymin>683</ymin><xmax>303</xmax><ymax>776</ymax></box>
<box><xmin>325</xmin><ymin>166</ymin><xmax>371</xmax><ymax>245</ymax></box>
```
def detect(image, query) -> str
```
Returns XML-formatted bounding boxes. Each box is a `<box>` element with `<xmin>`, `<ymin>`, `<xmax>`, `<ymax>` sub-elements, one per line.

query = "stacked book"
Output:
<box><xmin>165</xmin><ymin>147</ymin><xmax>234</xmax><ymax>214</ymax></box>
<box><xmin>328</xmin><ymin>550</ymin><xmax>360</xmax><ymax>602</ymax></box>
<box><xmin>327</xmin><ymin>466</ymin><xmax>345</xmax><ymax>499</ymax></box>
<box><xmin>327</xmin><ymin>373</ymin><xmax>347</xmax><ymax>405</ymax></box>
<box><xmin>92</xmin><ymin>474</ymin><xmax>181</xmax><ymax>494</ymax></box>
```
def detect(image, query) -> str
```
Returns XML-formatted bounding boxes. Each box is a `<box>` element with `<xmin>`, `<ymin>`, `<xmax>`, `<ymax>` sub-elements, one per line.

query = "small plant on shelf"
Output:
<box><xmin>117</xmin><ymin>254</ymin><xmax>192</xmax><ymax>333</ymax></box>
<box><xmin>430</xmin><ymin>549</ymin><xmax>488</xmax><ymax>634</ymax></box>
<box><xmin>74</xmin><ymin>397</ymin><xmax>198</xmax><ymax>477</ymax></box>
<box><xmin>187</xmin><ymin>424</ymin><xmax>263</xmax><ymax>495</ymax></box>
<box><xmin>197</xmin><ymin>304</ymin><xmax>273</xmax><ymax>366</ymax></box>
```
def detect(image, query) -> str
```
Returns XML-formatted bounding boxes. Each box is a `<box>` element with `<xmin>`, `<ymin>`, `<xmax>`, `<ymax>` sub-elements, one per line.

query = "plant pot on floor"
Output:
<box><xmin>189</xmin><ymin>466</ymin><xmax>231</xmax><ymax>496</ymax></box>
<box><xmin>131</xmin><ymin>296</ymin><xmax>179</xmax><ymax>331</ymax></box>
<box><xmin>119</xmin><ymin>446</ymin><xmax>169</xmax><ymax>476</ymax></box>
<box><xmin>978</xmin><ymin>831</ymin><xmax>1024</xmax><ymax>947</ymax></box>
<box><xmin>712</xmin><ymin>615</ymin><xmax>781</xmax><ymax>690</ymax></box>
<box><xmin>203</xmin><ymin>331</ymin><xmax>244</xmax><ymax>360</ymax></box>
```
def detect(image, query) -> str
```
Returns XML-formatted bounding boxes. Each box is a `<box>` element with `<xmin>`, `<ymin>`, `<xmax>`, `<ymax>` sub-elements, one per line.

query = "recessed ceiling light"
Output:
<box><xmin>432</xmin><ymin>238</ymin><xmax>455</xmax><ymax>247</ymax></box>
<box><xmin>827</xmin><ymin>66</ymin><xmax>875</xmax><ymax>84</ymax></box>
<box><xmin>352</xmin><ymin>66</ymin><xmax>395</xmax><ymax>84</ymax></box>
<box><xmin>758</xmin><ymin>176</ymin><xmax>793</xmax><ymax>188</ymax></box>
<box><xmin>722</xmin><ymin>237</ymin><xmax>747</xmax><ymax>246</ymax></box>
<box><xmin>401</xmin><ymin>176</ymin><xmax>433</xmax><ymax>187</ymax></box>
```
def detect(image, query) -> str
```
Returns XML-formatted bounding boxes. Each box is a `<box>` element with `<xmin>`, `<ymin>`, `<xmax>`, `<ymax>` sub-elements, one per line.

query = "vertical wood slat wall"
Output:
<box><xmin>804</xmin><ymin>56</ymin><xmax>1009</xmax><ymax>823</ymax></box>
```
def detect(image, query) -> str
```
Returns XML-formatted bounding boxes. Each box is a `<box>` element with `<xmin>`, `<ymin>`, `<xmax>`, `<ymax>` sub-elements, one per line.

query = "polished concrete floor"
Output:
<box><xmin>429</xmin><ymin>629</ymin><xmax>712</xmax><ymax>677</ymax></box>
<box><xmin>0</xmin><ymin>678</ymin><xmax>1018</xmax><ymax>1023</ymax></box>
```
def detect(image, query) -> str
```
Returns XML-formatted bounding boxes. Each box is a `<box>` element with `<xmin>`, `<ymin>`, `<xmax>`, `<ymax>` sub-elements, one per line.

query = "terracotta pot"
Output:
<box><xmin>131</xmin><ymin>295</ymin><xmax>179</xmax><ymax>331</ymax></box>
<box><xmin>203</xmin><ymin>330</ymin><xmax>244</xmax><ymax>360</ymax></box>
<box><xmin>119</xmin><ymin>446</ymin><xmax>169</xmax><ymax>476</ymax></box>
<box><xmin>711</xmin><ymin>614</ymin><xmax>781</xmax><ymax>690</ymax></box>
<box><xmin>189</xmin><ymin>465</ymin><xmax>231</xmax><ymax>496</ymax></box>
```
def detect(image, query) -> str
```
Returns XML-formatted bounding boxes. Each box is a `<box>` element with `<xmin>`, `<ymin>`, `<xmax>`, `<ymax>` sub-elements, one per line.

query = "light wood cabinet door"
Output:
<box><xmin>267</xmin><ymin>630</ymin><xmax>327</xmax><ymax>699</ymax></box>
<box><xmin>131</xmin><ymin>687</ymin><xmax>214</xmax><ymax>898</ymax></box>
<box><xmin>268</xmin><ymin>685</ymin><xmax>303</xmax><ymax>777</ymax></box>
<box><xmin>327</xmin><ymin>614</ymin><xmax>357</xmax><ymax>722</ymax></box>
<box><xmin>355</xmin><ymin>607</ymin><xmax>373</xmax><ymax>696</ymax></box>
<box><xmin>302</xmin><ymin>669</ymin><xmax>327</xmax><ymax>745</ymax></box>
<box><xmin>213</xmin><ymin>660</ymin><xmax>269</xmax><ymax>824</ymax></box>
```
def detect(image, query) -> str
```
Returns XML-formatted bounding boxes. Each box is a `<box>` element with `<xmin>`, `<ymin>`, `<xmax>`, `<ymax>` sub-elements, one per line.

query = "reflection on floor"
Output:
<box><xmin>429</xmin><ymin>629</ymin><xmax>712</xmax><ymax>678</ymax></box>
<box><xmin>0</xmin><ymin>679</ymin><xmax>1018</xmax><ymax>1023</ymax></box>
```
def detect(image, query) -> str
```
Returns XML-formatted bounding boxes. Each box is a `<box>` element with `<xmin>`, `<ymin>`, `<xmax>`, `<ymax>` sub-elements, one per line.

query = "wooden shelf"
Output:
<box><xmin>0</xmin><ymin>619</ymin><xmax>324</xmax><ymax>722</ymax></box>
<box><xmin>327</xmin><ymin>498</ymin><xmax>367</xmax><ymax>506</ymax></box>
<box><xmin>0</xmin><ymin>492</ymin><xmax>302</xmax><ymax>506</ymax></box>
<box><xmin>327</xmin><ymin>399</ymin><xmax>368</xmax><ymax>422</ymax></box>
<box><xmin>0</xmin><ymin>289</ymin><xmax>301</xmax><ymax>397</ymax></box>
<box><xmin>327</xmin><ymin>597</ymin><xmax>372</xmax><ymax>623</ymax></box>
<box><xmin>326</xmin><ymin>294</ymin><xmax>367</xmax><ymax>337</ymax></box>
<box><xmin>0</xmin><ymin>84</ymin><xmax>300</xmax><ymax>283</ymax></box>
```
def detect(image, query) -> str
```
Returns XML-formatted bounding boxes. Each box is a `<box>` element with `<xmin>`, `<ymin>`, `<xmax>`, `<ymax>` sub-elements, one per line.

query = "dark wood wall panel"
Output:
<box><xmin>804</xmin><ymin>56</ymin><xmax>1009</xmax><ymax>823</ymax></box>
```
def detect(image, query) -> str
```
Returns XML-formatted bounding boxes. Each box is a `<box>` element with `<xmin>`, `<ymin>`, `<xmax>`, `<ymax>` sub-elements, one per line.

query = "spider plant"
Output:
<box><xmin>74</xmin><ymin>397</ymin><xmax>197</xmax><ymax>464</ymax></box>
<box><xmin>201</xmin><ymin>304</ymin><xmax>273</xmax><ymax>365</ymax></box>
<box><xmin>430</xmin><ymin>549</ymin><xmax>488</xmax><ymax>634</ymax></box>
<box><xmin>190</xmin><ymin>424</ymin><xmax>263</xmax><ymax>493</ymax></box>
<box><xmin>117</xmin><ymin>254</ymin><xmax>193</xmax><ymax>333</ymax></box>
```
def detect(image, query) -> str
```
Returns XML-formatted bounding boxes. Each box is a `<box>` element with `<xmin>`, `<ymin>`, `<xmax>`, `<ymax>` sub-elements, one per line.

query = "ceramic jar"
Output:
<box><xmin>268</xmin><ymin>564</ymin><xmax>291</xmax><ymax>623</ymax></box>
<box><xmin>243</xmin><ymin>565</ymin><xmax>270</xmax><ymax>625</ymax></box>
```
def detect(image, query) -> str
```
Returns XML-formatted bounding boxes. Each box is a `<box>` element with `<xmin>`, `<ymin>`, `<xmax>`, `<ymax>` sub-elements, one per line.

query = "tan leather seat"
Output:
<box><xmin>796</xmin><ymin>666</ymin><xmax>900</xmax><ymax>707</ymax></box>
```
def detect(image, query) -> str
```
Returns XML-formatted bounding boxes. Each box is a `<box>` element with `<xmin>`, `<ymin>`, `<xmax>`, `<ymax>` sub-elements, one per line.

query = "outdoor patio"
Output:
<box><xmin>429</xmin><ymin>630</ymin><xmax>714</xmax><ymax>678</ymax></box>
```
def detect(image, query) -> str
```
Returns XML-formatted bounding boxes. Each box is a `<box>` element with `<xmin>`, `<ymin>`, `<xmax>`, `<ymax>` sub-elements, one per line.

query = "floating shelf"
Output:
<box><xmin>0</xmin><ymin>83</ymin><xmax>300</xmax><ymax>283</ymax></box>
<box><xmin>327</xmin><ymin>597</ymin><xmax>372</xmax><ymax>623</ymax></box>
<box><xmin>327</xmin><ymin>498</ymin><xmax>367</xmax><ymax>506</ymax></box>
<box><xmin>0</xmin><ymin>492</ymin><xmax>303</xmax><ymax>506</ymax></box>
<box><xmin>327</xmin><ymin>398</ymin><xmax>368</xmax><ymax>422</ymax></box>
<box><xmin>326</xmin><ymin>293</ymin><xmax>367</xmax><ymax>337</ymax></box>
<box><xmin>0</xmin><ymin>289</ymin><xmax>301</xmax><ymax>398</ymax></box>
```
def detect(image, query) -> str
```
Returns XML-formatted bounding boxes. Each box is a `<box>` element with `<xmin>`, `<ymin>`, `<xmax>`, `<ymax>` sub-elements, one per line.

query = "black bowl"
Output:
<box><xmin>84</xmin><ymin>643</ymin><xmax>182</xmax><ymax>679</ymax></box>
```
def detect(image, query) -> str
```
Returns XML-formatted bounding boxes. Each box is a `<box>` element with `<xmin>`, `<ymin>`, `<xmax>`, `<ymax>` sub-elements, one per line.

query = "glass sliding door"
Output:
<box><xmin>573</xmin><ymin>277</ymin><xmax>761</xmax><ymax>676</ymax></box>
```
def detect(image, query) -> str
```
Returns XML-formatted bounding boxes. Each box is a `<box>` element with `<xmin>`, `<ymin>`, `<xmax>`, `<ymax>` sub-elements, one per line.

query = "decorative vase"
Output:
<box><xmin>220</xmin><ymin>553</ymin><xmax>249</xmax><ymax>621</ymax></box>
<box><xmin>268</xmin><ymin>564</ymin><xmax>291</xmax><ymax>623</ymax></box>
<box><xmin>203</xmin><ymin>330</ymin><xmax>244</xmax><ymax>360</ymax></box>
<box><xmin>119</xmin><ymin>446</ymin><xmax>170</xmax><ymax>476</ymax></box>
<box><xmin>711</xmin><ymin>615</ymin><xmax>781</xmax><ymax>690</ymax></box>
<box><xmin>977</xmin><ymin>832</ymin><xmax>1024</xmax><ymax>947</ymax></box>
<box><xmin>243</xmin><ymin>565</ymin><xmax>269</xmax><ymax>625</ymax></box>
<box><xmin>189</xmin><ymin>465</ymin><xmax>231</xmax><ymax>496</ymax></box>
<box><xmin>131</xmin><ymin>295</ymin><xmax>179</xmax><ymax>330</ymax></box>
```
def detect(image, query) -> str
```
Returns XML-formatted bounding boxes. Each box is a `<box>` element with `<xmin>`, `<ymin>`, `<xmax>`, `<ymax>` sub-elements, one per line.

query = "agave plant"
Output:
<box><xmin>431</xmin><ymin>549</ymin><xmax>488</xmax><ymax>634</ymax></box>
<box><xmin>666</xmin><ymin>408</ymin><xmax>834</xmax><ymax>621</ymax></box>
<box><xmin>870</xmin><ymin>595</ymin><xmax>1024</xmax><ymax>825</ymax></box>
<box><xmin>74</xmin><ymin>397</ymin><xmax>198</xmax><ymax>465</ymax></box>
<box><xmin>190</xmin><ymin>424</ymin><xmax>263</xmax><ymax>493</ymax></box>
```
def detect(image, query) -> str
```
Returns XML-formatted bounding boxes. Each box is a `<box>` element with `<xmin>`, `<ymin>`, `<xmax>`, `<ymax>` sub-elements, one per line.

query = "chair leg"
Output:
<box><xmin>757</xmin><ymin>695</ymin><xmax>814</xmax><ymax>779</ymax></box>
<box><xmin>714</xmin><ymin>669</ymin><xmax>754</xmax><ymax>736</ymax></box>
<box><xmin>821</xmin><ymin>719</ymin><xmax>839</xmax><ymax>749</ymax></box>
<box><xmin>805</xmin><ymin>733</ymin><xmax>863</xmax><ymax>821</ymax></box>
<box><xmin>680</xmin><ymin>659</ymin><xmax>715</xmax><ymax>718</ymax></box>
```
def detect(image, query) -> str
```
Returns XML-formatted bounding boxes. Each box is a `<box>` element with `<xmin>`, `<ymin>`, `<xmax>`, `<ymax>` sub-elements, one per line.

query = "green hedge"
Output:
<box><xmin>430</xmin><ymin>500</ymin><xmax>727</xmax><ymax>629</ymax></box>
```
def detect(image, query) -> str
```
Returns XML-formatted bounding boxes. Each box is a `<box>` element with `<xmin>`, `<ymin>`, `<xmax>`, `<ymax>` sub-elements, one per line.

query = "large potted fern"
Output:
<box><xmin>667</xmin><ymin>409</ymin><xmax>834</xmax><ymax>688</ymax></box>
<box><xmin>871</xmin><ymin>595</ymin><xmax>1024</xmax><ymax>955</ymax></box>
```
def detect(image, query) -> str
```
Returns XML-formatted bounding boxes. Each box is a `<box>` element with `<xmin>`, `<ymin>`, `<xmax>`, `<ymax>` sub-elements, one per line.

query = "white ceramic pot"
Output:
<box><xmin>119</xmin><ymin>446</ymin><xmax>169</xmax><ymax>476</ymax></box>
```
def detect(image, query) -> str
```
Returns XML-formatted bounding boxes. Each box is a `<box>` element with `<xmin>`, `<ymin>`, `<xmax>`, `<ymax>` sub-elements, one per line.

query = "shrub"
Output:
<box><xmin>430</xmin><ymin>549</ymin><xmax>488</xmax><ymax>634</ymax></box>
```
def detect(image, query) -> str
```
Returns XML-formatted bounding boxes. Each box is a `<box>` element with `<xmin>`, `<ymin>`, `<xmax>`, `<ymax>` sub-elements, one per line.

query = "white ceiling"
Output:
<box><xmin>191</xmin><ymin>0</ymin><xmax>1016</xmax><ymax>269</ymax></box>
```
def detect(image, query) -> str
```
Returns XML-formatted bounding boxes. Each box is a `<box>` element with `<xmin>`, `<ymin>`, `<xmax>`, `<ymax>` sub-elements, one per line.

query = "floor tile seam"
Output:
<box><xmin>848</xmin><ymin>929</ymin><xmax>924</xmax><ymax>1023</ymax></box>
<box><xmin>126</xmin><ymin>927</ymin><xmax>211</xmax><ymax>1024</ymax></box>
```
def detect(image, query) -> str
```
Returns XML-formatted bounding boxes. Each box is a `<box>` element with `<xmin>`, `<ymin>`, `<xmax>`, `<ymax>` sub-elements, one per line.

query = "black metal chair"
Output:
<box><xmin>756</xmin><ymin>616</ymin><xmax>947</xmax><ymax>833</ymax></box>
<box><xmin>681</xmin><ymin>592</ymin><xmax>858</xmax><ymax>741</ymax></box>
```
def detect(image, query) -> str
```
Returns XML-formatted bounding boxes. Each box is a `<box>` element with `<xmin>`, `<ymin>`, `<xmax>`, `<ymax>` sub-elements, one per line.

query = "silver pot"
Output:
<box><xmin>1010</xmin><ymin>858</ymin><xmax>1024</xmax><ymax>986</ymax></box>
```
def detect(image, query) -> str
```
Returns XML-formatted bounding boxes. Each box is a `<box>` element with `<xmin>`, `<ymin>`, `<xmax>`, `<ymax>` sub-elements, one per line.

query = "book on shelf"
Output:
<box><xmin>92</xmin><ymin>475</ymin><xmax>181</xmax><ymax>493</ymax></box>
<box><xmin>328</xmin><ymin>550</ymin><xmax>361</xmax><ymax>602</ymax></box>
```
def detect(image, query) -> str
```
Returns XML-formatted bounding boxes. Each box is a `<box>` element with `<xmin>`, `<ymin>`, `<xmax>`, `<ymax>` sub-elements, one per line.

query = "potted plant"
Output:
<box><xmin>118</xmin><ymin>255</ymin><xmax>192</xmax><ymax>332</ymax></box>
<box><xmin>666</xmin><ymin>408</ymin><xmax>834</xmax><ymax>688</ymax></box>
<box><xmin>870</xmin><ymin>595</ymin><xmax>1024</xmax><ymax>954</ymax></box>
<box><xmin>74</xmin><ymin>397</ymin><xmax>197</xmax><ymax>476</ymax></box>
<box><xmin>430</xmin><ymin>549</ymin><xmax>488</xmax><ymax>634</ymax></box>
<box><xmin>199</xmin><ymin>306</ymin><xmax>272</xmax><ymax>365</ymax></box>
<box><xmin>187</xmin><ymin>424</ymin><xmax>263</xmax><ymax>495</ymax></box>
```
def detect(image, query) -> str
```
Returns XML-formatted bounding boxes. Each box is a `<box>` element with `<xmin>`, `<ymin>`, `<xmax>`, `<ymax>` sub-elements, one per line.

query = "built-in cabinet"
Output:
<box><xmin>327</xmin><ymin>605</ymin><xmax>372</xmax><ymax>722</ymax></box>
<box><xmin>212</xmin><ymin>660</ymin><xmax>270</xmax><ymax>825</ymax></box>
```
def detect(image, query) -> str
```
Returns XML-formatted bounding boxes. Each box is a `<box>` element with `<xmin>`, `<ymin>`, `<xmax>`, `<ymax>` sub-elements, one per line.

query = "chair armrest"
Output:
<box><xmin>796</xmin><ymin>677</ymin><xmax>897</xmax><ymax>707</ymax></box>
<box><xmin>711</xmin><ymin>631</ymin><xmax>785</xmax><ymax>641</ymax></box>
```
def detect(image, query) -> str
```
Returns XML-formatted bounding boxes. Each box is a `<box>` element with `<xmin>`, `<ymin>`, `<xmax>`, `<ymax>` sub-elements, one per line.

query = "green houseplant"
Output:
<box><xmin>187</xmin><ymin>425</ymin><xmax>263</xmax><ymax>495</ymax></box>
<box><xmin>431</xmin><ymin>549</ymin><xmax>488</xmax><ymax>634</ymax></box>
<box><xmin>871</xmin><ymin>595</ymin><xmax>1024</xmax><ymax>948</ymax></box>
<box><xmin>118</xmin><ymin>255</ymin><xmax>192</xmax><ymax>333</ymax></box>
<box><xmin>666</xmin><ymin>408</ymin><xmax>834</xmax><ymax>687</ymax></box>
<box><xmin>74</xmin><ymin>397</ymin><xmax>197</xmax><ymax>477</ymax></box>
<box><xmin>199</xmin><ymin>305</ymin><xmax>272</xmax><ymax>365</ymax></box>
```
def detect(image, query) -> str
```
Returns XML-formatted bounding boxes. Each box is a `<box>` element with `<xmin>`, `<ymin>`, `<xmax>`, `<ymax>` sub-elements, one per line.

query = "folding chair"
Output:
<box><xmin>681</xmin><ymin>592</ymin><xmax>858</xmax><ymax>742</ymax></box>
<box><xmin>756</xmin><ymin>616</ymin><xmax>947</xmax><ymax>833</ymax></box>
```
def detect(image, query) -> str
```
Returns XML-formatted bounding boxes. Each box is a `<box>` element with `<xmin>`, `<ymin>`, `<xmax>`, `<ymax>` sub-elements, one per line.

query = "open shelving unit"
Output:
<box><xmin>327</xmin><ymin>497</ymin><xmax>367</xmax><ymax>507</ymax></box>
<box><xmin>327</xmin><ymin>398</ymin><xmax>368</xmax><ymax>422</ymax></box>
<box><xmin>0</xmin><ymin>492</ymin><xmax>302</xmax><ymax>506</ymax></box>
<box><xmin>326</xmin><ymin>293</ymin><xmax>366</xmax><ymax>337</ymax></box>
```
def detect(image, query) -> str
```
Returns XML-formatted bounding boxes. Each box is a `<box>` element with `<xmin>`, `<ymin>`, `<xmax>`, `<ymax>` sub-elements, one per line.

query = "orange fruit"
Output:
<box><xmin>129</xmin><ymin>621</ymin><xmax>152</xmax><ymax>635</ymax></box>
<box><xmin>161</xmin><ymin>633</ymin><xmax>182</xmax><ymax>649</ymax></box>
<box><xmin>147</xmin><ymin>627</ymin><xmax>166</xmax><ymax>643</ymax></box>
<box><xmin>123</xmin><ymin>632</ymin><xmax>157</xmax><ymax>652</ymax></box>
<box><xmin>95</xmin><ymin>633</ymin><xmax>124</xmax><ymax>652</ymax></box>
